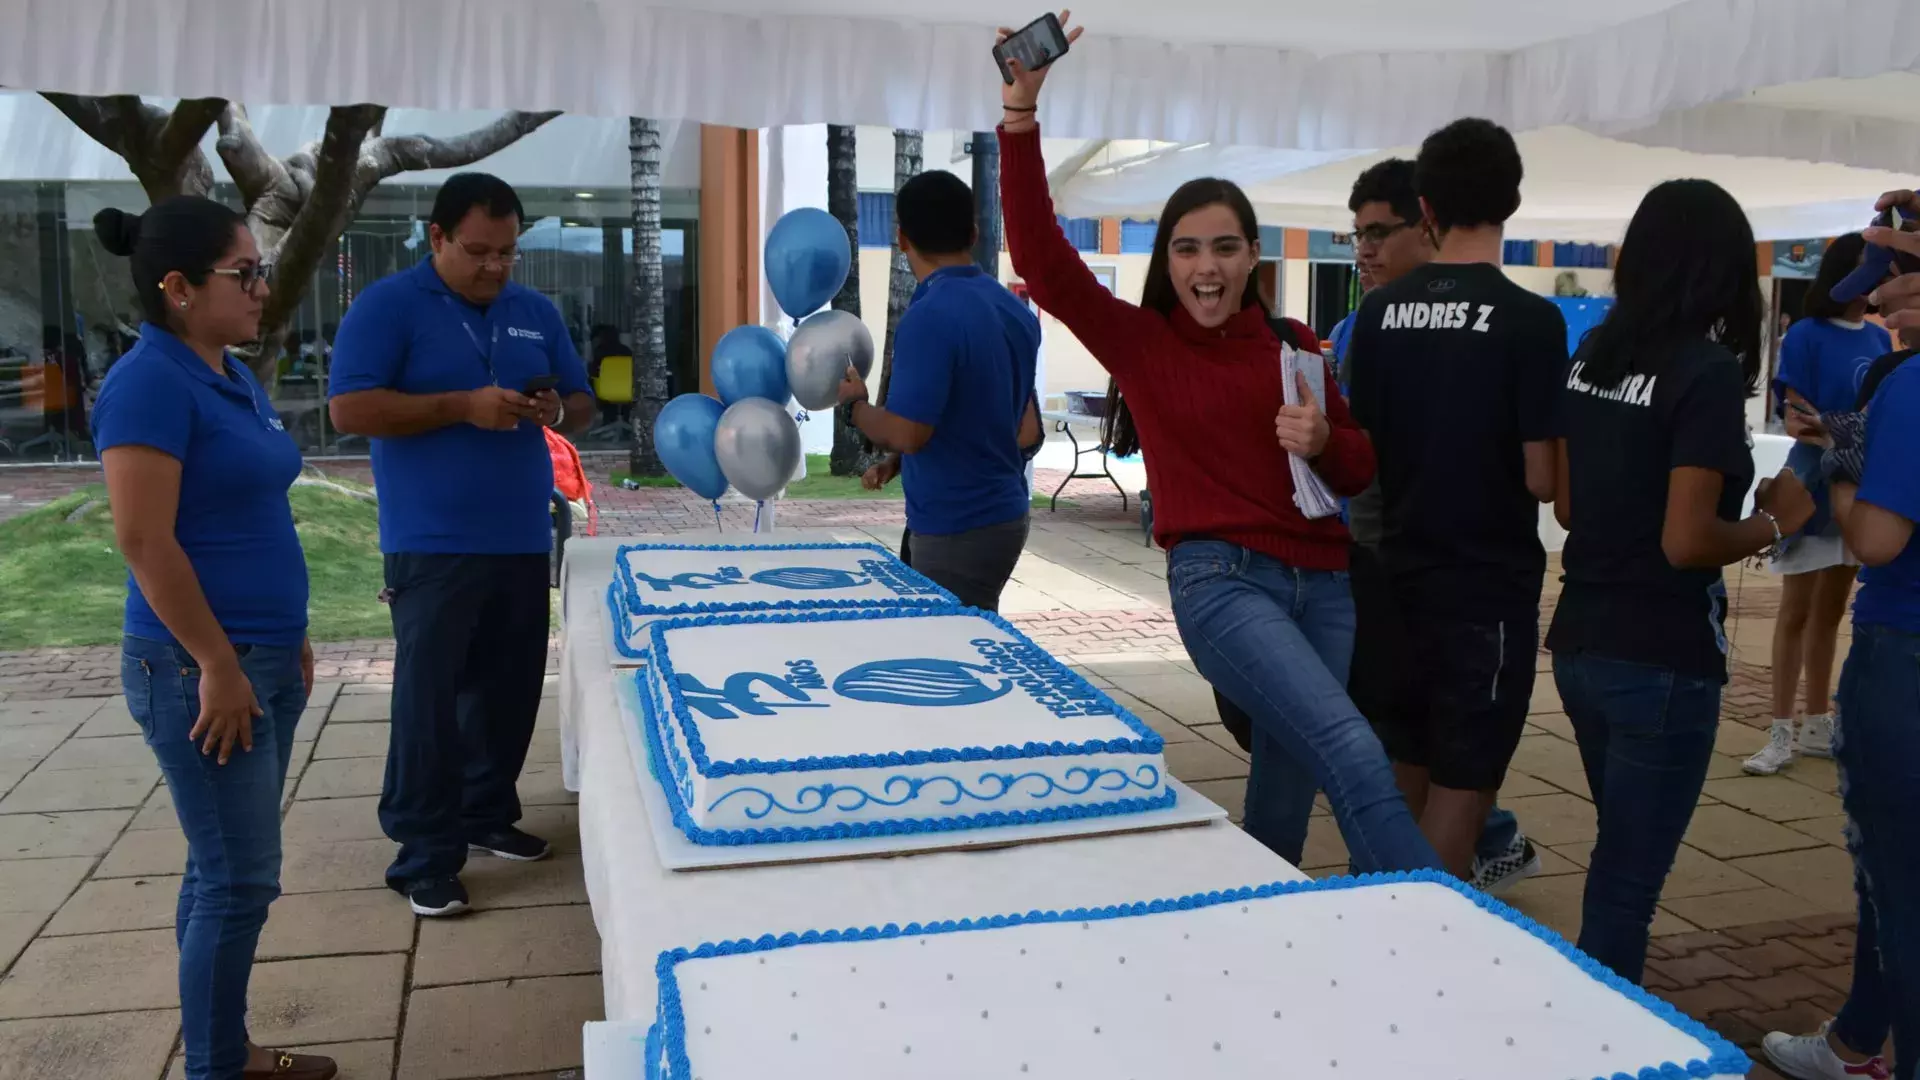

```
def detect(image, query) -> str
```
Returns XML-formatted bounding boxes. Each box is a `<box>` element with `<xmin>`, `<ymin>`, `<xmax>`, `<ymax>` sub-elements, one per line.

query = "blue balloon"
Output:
<box><xmin>652</xmin><ymin>394</ymin><xmax>729</xmax><ymax>500</ymax></box>
<box><xmin>711</xmin><ymin>325</ymin><xmax>791</xmax><ymax>406</ymax></box>
<box><xmin>765</xmin><ymin>208</ymin><xmax>851</xmax><ymax>319</ymax></box>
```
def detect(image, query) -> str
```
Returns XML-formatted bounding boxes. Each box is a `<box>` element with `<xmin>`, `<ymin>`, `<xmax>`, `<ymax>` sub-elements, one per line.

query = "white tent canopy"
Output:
<box><xmin>4</xmin><ymin>0</ymin><xmax>1918</xmax><ymax>153</ymax></box>
<box><xmin>1056</xmin><ymin>108</ymin><xmax>1920</xmax><ymax>243</ymax></box>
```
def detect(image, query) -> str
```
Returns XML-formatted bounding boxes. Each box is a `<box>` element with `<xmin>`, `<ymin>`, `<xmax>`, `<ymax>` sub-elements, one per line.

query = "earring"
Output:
<box><xmin>178</xmin><ymin>301</ymin><xmax>187</xmax><ymax>309</ymax></box>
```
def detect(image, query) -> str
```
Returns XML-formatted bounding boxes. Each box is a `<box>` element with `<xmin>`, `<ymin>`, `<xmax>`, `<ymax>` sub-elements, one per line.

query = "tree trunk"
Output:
<box><xmin>628</xmin><ymin>117</ymin><xmax>670</xmax><ymax>477</ymax></box>
<box><xmin>826</xmin><ymin>124</ymin><xmax>864</xmax><ymax>478</ymax></box>
<box><xmin>859</xmin><ymin>129</ymin><xmax>924</xmax><ymax>477</ymax></box>
<box><xmin>971</xmin><ymin>131</ymin><xmax>1002</xmax><ymax>279</ymax></box>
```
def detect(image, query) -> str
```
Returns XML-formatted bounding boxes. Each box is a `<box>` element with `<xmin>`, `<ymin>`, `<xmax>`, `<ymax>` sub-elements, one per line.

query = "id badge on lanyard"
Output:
<box><xmin>442</xmin><ymin>294</ymin><xmax>498</xmax><ymax>386</ymax></box>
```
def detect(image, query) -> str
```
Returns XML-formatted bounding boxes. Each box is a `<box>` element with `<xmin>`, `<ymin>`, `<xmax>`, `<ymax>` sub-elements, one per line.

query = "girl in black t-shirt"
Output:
<box><xmin>1546</xmin><ymin>180</ymin><xmax>1813</xmax><ymax>985</ymax></box>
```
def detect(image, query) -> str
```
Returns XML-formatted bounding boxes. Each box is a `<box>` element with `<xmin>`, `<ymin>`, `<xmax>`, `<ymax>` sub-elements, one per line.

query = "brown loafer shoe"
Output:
<box><xmin>242</xmin><ymin>1049</ymin><xmax>337</xmax><ymax>1079</ymax></box>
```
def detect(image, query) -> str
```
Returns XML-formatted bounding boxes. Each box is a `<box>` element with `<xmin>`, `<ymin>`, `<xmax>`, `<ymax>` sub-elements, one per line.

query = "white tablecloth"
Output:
<box><xmin>556</xmin><ymin>533</ymin><xmax>1308</xmax><ymax>1023</ymax></box>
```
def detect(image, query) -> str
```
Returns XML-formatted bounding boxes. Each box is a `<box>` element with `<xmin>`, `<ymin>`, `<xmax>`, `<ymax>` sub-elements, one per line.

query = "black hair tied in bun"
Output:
<box><xmin>93</xmin><ymin>207</ymin><xmax>145</xmax><ymax>258</ymax></box>
<box><xmin>98</xmin><ymin>196</ymin><xmax>246</xmax><ymax>325</ymax></box>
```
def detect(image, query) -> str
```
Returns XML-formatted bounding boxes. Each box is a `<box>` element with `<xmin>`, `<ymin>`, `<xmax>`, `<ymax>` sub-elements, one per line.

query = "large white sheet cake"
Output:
<box><xmin>634</xmin><ymin>608</ymin><xmax>1171</xmax><ymax>845</ymax></box>
<box><xmin>644</xmin><ymin>874</ymin><xmax>1749</xmax><ymax>1080</ymax></box>
<box><xmin>610</xmin><ymin>542</ymin><xmax>955</xmax><ymax>659</ymax></box>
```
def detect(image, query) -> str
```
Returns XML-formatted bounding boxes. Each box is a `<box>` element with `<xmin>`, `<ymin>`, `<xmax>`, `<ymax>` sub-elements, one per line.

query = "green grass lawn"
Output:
<box><xmin>0</xmin><ymin>483</ymin><xmax>391</xmax><ymax>651</ymax></box>
<box><xmin>613</xmin><ymin>454</ymin><xmax>1070</xmax><ymax>508</ymax></box>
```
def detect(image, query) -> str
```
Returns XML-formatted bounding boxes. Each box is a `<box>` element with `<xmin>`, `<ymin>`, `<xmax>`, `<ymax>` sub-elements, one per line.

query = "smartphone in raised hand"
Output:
<box><xmin>994</xmin><ymin>13</ymin><xmax>1072</xmax><ymax>85</ymax></box>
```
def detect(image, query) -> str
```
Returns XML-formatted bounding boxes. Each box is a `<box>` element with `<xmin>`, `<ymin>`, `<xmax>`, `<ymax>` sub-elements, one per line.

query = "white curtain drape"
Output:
<box><xmin>4</xmin><ymin>0</ymin><xmax>1917</xmax><ymax>147</ymax></box>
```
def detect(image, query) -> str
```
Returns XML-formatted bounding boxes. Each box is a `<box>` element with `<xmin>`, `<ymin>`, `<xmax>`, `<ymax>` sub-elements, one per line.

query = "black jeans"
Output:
<box><xmin>905</xmin><ymin>515</ymin><xmax>1030</xmax><ymax>612</ymax></box>
<box><xmin>380</xmin><ymin>553</ymin><xmax>549</xmax><ymax>888</ymax></box>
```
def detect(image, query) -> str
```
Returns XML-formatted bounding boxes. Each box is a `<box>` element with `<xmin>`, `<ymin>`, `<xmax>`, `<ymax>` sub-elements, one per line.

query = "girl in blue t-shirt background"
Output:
<box><xmin>1749</xmin><ymin>233</ymin><xmax>1891</xmax><ymax>778</ymax></box>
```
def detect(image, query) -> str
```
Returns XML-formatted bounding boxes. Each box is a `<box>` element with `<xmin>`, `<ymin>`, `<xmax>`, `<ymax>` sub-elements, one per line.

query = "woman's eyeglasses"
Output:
<box><xmin>166</xmin><ymin>263</ymin><xmax>273</xmax><ymax>297</ymax></box>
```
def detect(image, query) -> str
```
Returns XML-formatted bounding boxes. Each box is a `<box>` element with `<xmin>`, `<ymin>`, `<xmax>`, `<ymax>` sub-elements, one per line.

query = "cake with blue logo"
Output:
<box><xmin>610</xmin><ymin>542</ymin><xmax>956</xmax><ymax>659</ymax></box>
<box><xmin>634</xmin><ymin>607</ymin><xmax>1171</xmax><ymax>845</ymax></box>
<box><xmin>643</xmin><ymin>873</ymin><xmax>1749</xmax><ymax>1079</ymax></box>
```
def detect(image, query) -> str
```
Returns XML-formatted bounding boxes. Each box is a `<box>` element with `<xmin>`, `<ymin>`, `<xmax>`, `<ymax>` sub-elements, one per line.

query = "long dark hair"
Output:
<box><xmin>1102</xmin><ymin>178</ymin><xmax>1265</xmax><ymax>458</ymax></box>
<box><xmin>1802</xmin><ymin>232</ymin><xmax>1867</xmax><ymax>320</ymax></box>
<box><xmin>1578</xmin><ymin>179</ymin><xmax>1763</xmax><ymax>393</ymax></box>
<box><xmin>95</xmin><ymin>198</ymin><xmax>246</xmax><ymax>329</ymax></box>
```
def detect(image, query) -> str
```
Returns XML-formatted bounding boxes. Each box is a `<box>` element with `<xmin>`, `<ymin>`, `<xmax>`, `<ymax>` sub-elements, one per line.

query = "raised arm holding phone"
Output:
<box><xmin>996</xmin><ymin>12</ymin><xmax>1438</xmax><ymax>875</ymax></box>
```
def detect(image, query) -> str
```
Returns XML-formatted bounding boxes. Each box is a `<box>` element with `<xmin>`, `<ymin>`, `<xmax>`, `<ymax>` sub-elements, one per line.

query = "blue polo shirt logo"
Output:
<box><xmin>326</xmin><ymin>260</ymin><xmax>593</xmax><ymax>555</ymax></box>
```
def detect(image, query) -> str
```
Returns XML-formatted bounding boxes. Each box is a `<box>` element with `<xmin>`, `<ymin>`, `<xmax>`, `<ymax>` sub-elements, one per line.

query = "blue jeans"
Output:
<box><xmin>1553</xmin><ymin>651</ymin><xmax>1720</xmax><ymax>984</ymax></box>
<box><xmin>1832</xmin><ymin>625</ymin><xmax>1920</xmax><ymax>1080</ymax></box>
<box><xmin>1478</xmin><ymin>805</ymin><xmax>1520</xmax><ymax>860</ymax></box>
<box><xmin>1169</xmin><ymin>541</ymin><xmax>1439</xmax><ymax>873</ymax></box>
<box><xmin>122</xmin><ymin>635</ymin><xmax>308</xmax><ymax>1080</ymax></box>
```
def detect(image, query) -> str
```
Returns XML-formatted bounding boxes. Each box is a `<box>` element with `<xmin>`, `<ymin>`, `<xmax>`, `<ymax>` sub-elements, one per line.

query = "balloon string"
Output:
<box><xmin>712</xmin><ymin>500</ymin><xmax>723</xmax><ymax>533</ymax></box>
<box><xmin>754</xmin><ymin>501</ymin><xmax>764</xmax><ymax>533</ymax></box>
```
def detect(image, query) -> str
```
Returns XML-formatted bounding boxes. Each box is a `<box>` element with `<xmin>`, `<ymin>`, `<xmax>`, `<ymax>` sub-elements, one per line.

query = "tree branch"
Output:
<box><xmin>156</xmin><ymin>99</ymin><xmax>227</xmax><ymax>170</ymax></box>
<box><xmin>254</xmin><ymin>105</ymin><xmax>385</xmax><ymax>347</ymax></box>
<box><xmin>354</xmin><ymin>110</ymin><xmax>560</xmax><ymax>199</ymax></box>
<box><xmin>215</xmin><ymin>105</ymin><xmax>292</xmax><ymax>210</ymax></box>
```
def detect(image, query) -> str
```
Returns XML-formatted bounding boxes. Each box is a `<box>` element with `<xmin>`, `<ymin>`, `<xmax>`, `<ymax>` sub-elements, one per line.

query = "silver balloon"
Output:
<box><xmin>785</xmin><ymin>309</ymin><xmax>874</xmax><ymax>410</ymax></box>
<box><xmin>713</xmin><ymin>397</ymin><xmax>803</xmax><ymax>502</ymax></box>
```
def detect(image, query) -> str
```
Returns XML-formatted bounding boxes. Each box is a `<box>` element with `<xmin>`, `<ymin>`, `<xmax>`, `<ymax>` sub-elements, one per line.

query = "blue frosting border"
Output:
<box><xmin>613</xmin><ymin>541</ymin><xmax>956</xmax><ymax>619</ymax></box>
<box><xmin>648</xmin><ymin>606</ymin><xmax>1165</xmax><ymax>778</ymax></box>
<box><xmin>631</xmin><ymin>656</ymin><xmax>1175</xmax><ymax>847</ymax></box>
<box><xmin>609</xmin><ymin>581</ymin><xmax>649</xmax><ymax>660</ymax></box>
<box><xmin>645</xmin><ymin>871</ymin><xmax>1752</xmax><ymax>1080</ymax></box>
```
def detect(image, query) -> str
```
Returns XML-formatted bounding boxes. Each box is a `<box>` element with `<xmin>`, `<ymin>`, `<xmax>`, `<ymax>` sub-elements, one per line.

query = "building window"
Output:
<box><xmin>1119</xmin><ymin>219</ymin><xmax>1158</xmax><ymax>254</ymax></box>
<box><xmin>1502</xmin><ymin>240</ymin><xmax>1537</xmax><ymax>266</ymax></box>
<box><xmin>1058</xmin><ymin>216</ymin><xmax>1100</xmax><ymax>252</ymax></box>
<box><xmin>1552</xmin><ymin>242</ymin><xmax>1609</xmax><ymax>268</ymax></box>
<box><xmin>856</xmin><ymin>192</ymin><xmax>894</xmax><ymax>249</ymax></box>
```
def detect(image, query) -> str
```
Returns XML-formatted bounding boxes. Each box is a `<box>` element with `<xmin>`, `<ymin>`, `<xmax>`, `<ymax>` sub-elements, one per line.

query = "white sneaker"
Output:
<box><xmin>1761</xmin><ymin>1021</ymin><xmax>1889</xmax><ymax>1080</ymax></box>
<box><xmin>1798</xmin><ymin>713</ymin><xmax>1836</xmax><ymax>759</ymax></box>
<box><xmin>1744</xmin><ymin>721</ymin><xmax>1799</xmax><ymax>775</ymax></box>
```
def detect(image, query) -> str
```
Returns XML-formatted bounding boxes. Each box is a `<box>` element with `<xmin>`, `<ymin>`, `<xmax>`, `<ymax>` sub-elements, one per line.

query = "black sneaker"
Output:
<box><xmin>469</xmin><ymin>827</ymin><xmax>551</xmax><ymax>862</ymax></box>
<box><xmin>1470</xmin><ymin>835</ymin><xmax>1542</xmax><ymax>896</ymax></box>
<box><xmin>407</xmin><ymin>876</ymin><xmax>471</xmax><ymax>918</ymax></box>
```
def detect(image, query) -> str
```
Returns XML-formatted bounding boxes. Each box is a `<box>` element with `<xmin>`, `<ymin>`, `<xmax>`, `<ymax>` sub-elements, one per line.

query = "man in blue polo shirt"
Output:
<box><xmin>328</xmin><ymin>173</ymin><xmax>593</xmax><ymax>917</ymax></box>
<box><xmin>837</xmin><ymin>170</ymin><xmax>1041</xmax><ymax>611</ymax></box>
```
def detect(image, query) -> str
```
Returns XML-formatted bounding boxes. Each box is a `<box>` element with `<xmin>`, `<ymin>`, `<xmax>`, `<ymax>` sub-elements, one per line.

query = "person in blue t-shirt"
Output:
<box><xmin>90</xmin><ymin>198</ymin><xmax>336</xmax><ymax>1080</ymax></box>
<box><xmin>328</xmin><ymin>174</ymin><xmax>593</xmax><ymax>918</ymax></box>
<box><xmin>1762</xmin><ymin>341</ymin><xmax>1919</xmax><ymax>1080</ymax></box>
<box><xmin>1749</xmin><ymin>233</ymin><xmax>1894</xmax><ymax>778</ymax></box>
<box><xmin>838</xmin><ymin>170</ymin><xmax>1042</xmax><ymax>611</ymax></box>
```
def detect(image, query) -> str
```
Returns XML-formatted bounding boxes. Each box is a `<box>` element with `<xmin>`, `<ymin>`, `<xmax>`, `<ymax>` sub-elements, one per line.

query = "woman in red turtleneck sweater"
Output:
<box><xmin>997</xmin><ymin>15</ymin><xmax>1437</xmax><ymax>873</ymax></box>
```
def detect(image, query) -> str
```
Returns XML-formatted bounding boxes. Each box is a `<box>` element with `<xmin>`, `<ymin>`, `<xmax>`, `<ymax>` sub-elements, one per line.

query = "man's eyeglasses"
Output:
<box><xmin>452</xmin><ymin>240</ymin><xmax>522</xmax><ymax>269</ymax></box>
<box><xmin>1353</xmin><ymin>222</ymin><xmax>1413</xmax><ymax>246</ymax></box>
<box><xmin>170</xmin><ymin>263</ymin><xmax>272</xmax><ymax>297</ymax></box>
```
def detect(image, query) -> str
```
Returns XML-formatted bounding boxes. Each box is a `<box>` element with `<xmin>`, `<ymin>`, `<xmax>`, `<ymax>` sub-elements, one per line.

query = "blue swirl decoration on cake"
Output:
<box><xmin>747</xmin><ymin>566</ymin><xmax>870</xmax><ymax>590</ymax></box>
<box><xmin>629</xmin><ymin>665</ymin><xmax>1172</xmax><ymax>847</ymax></box>
<box><xmin>647</xmin><ymin>607</ymin><xmax>1164</xmax><ymax>780</ymax></box>
<box><xmin>706</xmin><ymin>765</ymin><xmax>1164</xmax><ymax>819</ymax></box>
<box><xmin>830</xmin><ymin>658</ymin><xmax>1015</xmax><ymax>707</ymax></box>
<box><xmin>613</xmin><ymin>541</ymin><xmax>956</xmax><ymax>619</ymax></box>
<box><xmin>643</xmin><ymin>871</ymin><xmax>1752</xmax><ymax>1080</ymax></box>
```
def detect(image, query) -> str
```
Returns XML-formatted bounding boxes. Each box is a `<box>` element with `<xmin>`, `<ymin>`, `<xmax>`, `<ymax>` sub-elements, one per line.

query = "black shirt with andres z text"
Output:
<box><xmin>1545</xmin><ymin>337</ymin><xmax>1754</xmax><ymax>682</ymax></box>
<box><xmin>1347</xmin><ymin>263</ymin><xmax>1569</xmax><ymax>621</ymax></box>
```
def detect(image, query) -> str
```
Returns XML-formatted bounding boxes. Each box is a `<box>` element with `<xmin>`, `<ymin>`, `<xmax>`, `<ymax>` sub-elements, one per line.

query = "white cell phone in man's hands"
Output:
<box><xmin>994</xmin><ymin>13</ymin><xmax>1072</xmax><ymax>84</ymax></box>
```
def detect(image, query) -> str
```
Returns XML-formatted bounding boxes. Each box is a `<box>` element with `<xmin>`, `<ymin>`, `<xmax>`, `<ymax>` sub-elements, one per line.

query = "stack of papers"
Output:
<box><xmin>1283</xmin><ymin>345</ymin><xmax>1341</xmax><ymax>520</ymax></box>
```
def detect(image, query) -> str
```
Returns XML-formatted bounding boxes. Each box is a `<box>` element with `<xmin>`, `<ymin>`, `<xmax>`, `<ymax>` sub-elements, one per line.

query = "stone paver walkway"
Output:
<box><xmin>0</xmin><ymin>479</ymin><xmax>1874</xmax><ymax>1079</ymax></box>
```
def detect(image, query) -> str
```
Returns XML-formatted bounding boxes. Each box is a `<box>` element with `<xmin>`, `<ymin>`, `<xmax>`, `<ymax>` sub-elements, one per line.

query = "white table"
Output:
<box><xmin>1039</xmin><ymin>409</ymin><xmax>1128</xmax><ymax>512</ymax></box>
<box><xmin>556</xmin><ymin>532</ymin><xmax>1306</xmax><ymax>1043</ymax></box>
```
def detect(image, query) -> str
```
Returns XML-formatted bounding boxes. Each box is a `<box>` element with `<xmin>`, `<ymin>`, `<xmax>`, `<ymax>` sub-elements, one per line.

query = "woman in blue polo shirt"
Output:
<box><xmin>1763</xmin><ymin>342</ymin><xmax>1920</xmax><ymax>1080</ymax></box>
<box><xmin>90</xmin><ymin>199</ymin><xmax>334</xmax><ymax>1080</ymax></box>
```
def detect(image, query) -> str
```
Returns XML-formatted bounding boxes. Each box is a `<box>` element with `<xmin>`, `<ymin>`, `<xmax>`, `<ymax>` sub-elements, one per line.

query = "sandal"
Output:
<box><xmin>241</xmin><ymin>1048</ymin><xmax>338</xmax><ymax>1079</ymax></box>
